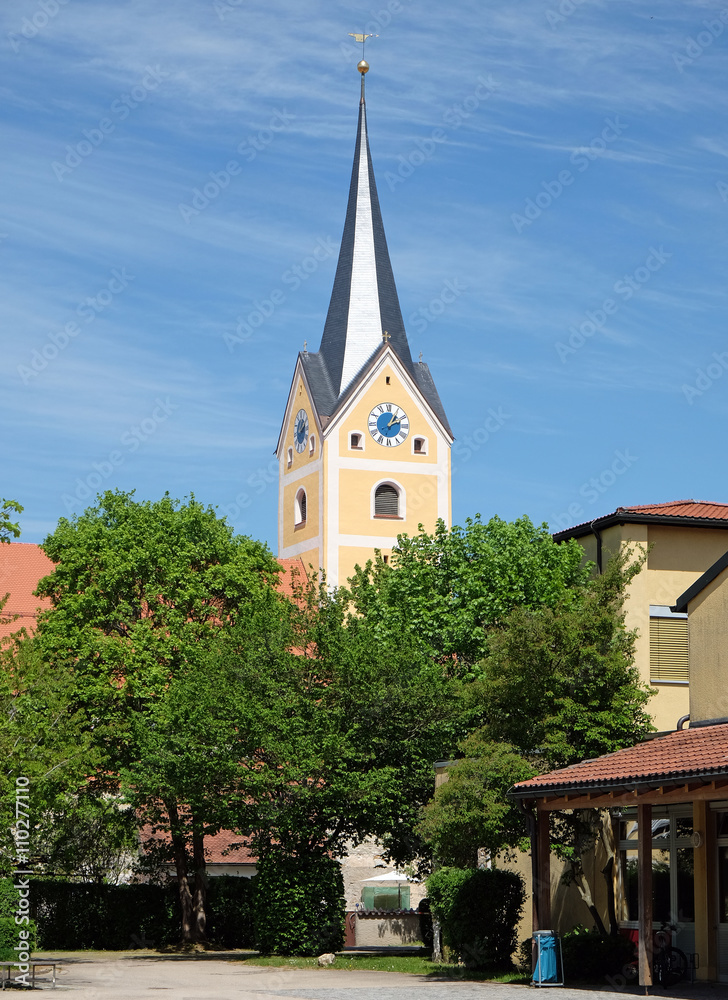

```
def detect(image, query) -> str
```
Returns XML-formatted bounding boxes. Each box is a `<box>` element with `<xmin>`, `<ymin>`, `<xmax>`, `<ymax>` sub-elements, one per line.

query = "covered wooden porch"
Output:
<box><xmin>510</xmin><ymin>722</ymin><xmax>728</xmax><ymax>987</ymax></box>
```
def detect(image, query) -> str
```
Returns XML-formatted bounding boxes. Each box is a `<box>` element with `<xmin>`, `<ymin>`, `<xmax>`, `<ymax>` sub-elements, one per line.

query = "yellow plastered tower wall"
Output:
<box><xmin>554</xmin><ymin>501</ymin><xmax>728</xmax><ymax>732</ymax></box>
<box><xmin>276</xmin><ymin>61</ymin><xmax>452</xmax><ymax>586</ymax></box>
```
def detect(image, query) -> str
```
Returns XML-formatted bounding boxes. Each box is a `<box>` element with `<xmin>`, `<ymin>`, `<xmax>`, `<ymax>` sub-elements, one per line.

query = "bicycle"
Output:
<box><xmin>652</xmin><ymin>923</ymin><xmax>688</xmax><ymax>988</ymax></box>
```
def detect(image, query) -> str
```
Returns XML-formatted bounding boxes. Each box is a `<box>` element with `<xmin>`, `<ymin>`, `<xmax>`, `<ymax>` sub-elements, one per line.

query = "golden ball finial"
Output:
<box><xmin>357</xmin><ymin>59</ymin><xmax>369</xmax><ymax>74</ymax></box>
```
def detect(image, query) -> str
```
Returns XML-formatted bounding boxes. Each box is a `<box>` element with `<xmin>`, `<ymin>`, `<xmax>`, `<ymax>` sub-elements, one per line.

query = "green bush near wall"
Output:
<box><xmin>426</xmin><ymin>866</ymin><xmax>525</xmax><ymax>971</ymax></box>
<box><xmin>252</xmin><ymin>853</ymin><xmax>345</xmax><ymax>956</ymax></box>
<box><xmin>28</xmin><ymin>876</ymin><xmax>255</xmax><ymax>951</ymax></box>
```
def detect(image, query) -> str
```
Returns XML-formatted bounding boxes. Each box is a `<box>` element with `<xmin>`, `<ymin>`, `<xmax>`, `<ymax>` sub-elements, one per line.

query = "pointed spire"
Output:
<box><xmin>318</xmin><ymin>58</ymin><xmax>413</xmax><ymax>399</ymax></box>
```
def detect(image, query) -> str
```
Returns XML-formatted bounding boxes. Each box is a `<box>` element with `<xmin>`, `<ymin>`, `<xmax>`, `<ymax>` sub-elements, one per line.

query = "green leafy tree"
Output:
<box><xmin>476</xmin><ymin>549</ymin><xmax>653</xmax><ymax>769</ymax></box>
<box><xmin>346</xmin><ymin>515</ymin><xmax>590</xmax><ymax>674</ymax></box>
<box><xmin>0</xmin><ymin>499</ymin><xmax>22</xmax><ymax>545</ymax></box>
<box><xmin>33</xmin><ymin>490</ymin><xmax>283</xmax><ymax>943</ymax></box>
<box><xmin>417</xmin><ymin>733</ymin><xmax>536</xmax><ymax>868</ymax></box>
<box><xmin>0</xmin><ymin>638</ymin><xmax>93</xmax><ymax>876</ymax></box>
<box><xmin>222</xmin><ymin>579</ymin><xmax>467</xmax><ymax>872</ymax></box>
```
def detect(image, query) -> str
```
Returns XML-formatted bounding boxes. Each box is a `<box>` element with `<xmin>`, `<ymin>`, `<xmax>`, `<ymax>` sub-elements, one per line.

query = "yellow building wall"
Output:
<box><xmin>575</xmin><ymin>522</ymin><xmax>728</xmax><ymax>731</ymax></box>
<box><xmin>686</xmin><ymin>566</ymin><xmax>728</xmax><ymax>724</ymax></box>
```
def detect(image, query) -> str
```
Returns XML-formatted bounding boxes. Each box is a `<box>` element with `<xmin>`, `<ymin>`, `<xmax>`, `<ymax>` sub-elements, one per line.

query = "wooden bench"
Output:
<box><xmin>0</xmin><ymin>960</ymin><xmax>59</xmax><ymax>989</ymax></box>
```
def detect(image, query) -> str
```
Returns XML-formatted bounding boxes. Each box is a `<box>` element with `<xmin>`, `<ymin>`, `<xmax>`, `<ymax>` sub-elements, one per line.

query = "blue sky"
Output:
<box><xmin>3</xmin><ymin>0</ymin><xmax>728</xmax><ymax>550</ymax></box>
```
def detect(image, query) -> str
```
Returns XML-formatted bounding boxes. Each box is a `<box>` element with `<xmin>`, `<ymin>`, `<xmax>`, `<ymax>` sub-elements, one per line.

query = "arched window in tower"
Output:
<box><xmin>294</xmin><ymin>488</ymin><xmax>307</xmax><ymax>527</ymax></box>
<box><xmin>374</xmin><ymin>483</ymin><xmax>401</xmax><ymax>518</ymax></box>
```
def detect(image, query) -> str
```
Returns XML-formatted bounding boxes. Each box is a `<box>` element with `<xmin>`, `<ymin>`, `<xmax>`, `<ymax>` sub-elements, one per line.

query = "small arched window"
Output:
<box><xmin>413</xmin><ymin>436</ymin><xmax>427</xmax><ymax>455</ymax></box>
<box><xmin>309</xmin><ymin>434</ymin><xmax>316</xmax><ymax>456</ymax></box>
<box><xmin>374</xmin><ymin>483</ymin><xmax>400</xmax><ymax>518</ymax></box>
<box><xmin>295</xmin><ymin>488</ymin><xmax>307</xmax><ymax>526</ymax></box>
<box><xmin>350</xmin><ymin>431</ymin><xmax>363</xmax><ymax>450</ymax></box>
<box><xmin>287</xmin><ymin>447</ymin><xmax>293</xmax><ymax>467</ymax></box>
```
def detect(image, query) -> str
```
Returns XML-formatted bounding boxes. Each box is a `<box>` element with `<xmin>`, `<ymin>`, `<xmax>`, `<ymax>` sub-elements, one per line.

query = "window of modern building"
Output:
<box><xmin>294</xmin><ymin>488</ymin><xmax>307</xmax><ymax>526</ymax></box>
<box><xmin>374</xmin><ymin>483</ymin><xmax>400</xmax><ymax>518</ymax></box>
<box><xmin>649</xmin><ymin>606</ymin><xmax>689</xmax><ymax>683</ymax></box>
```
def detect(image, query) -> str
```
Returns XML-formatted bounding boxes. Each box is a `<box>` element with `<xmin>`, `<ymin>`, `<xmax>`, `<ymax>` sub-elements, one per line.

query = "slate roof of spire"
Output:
<box><xmin>301</xmin><ymin>76</ymin><xmax>452</xmax><ymax>438</ymax></box>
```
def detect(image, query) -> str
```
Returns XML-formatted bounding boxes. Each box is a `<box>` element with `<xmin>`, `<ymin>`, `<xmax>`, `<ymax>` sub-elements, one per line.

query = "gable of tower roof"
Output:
<box><xmin>299</xmin><ymin>70</ymin><xmax>450</xmax><ymax>439</ymax></box>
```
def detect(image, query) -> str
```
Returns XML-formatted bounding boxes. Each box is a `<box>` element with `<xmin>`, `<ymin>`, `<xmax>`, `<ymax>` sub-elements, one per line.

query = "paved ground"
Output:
<box><xmin>14</xmin><ymin>953</ymin><xmax>728</xmax><ymax>1000</ymax></box>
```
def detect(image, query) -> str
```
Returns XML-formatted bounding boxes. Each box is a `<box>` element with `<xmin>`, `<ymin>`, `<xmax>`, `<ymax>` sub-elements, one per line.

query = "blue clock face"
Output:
<box><xmin>368</xmin><ymin>403</ymin><xmax>409</xmax><ymax>447</ymax></box>
<box><xmin>294</xmin><ymin>408</ymin><xmax>309</xmax><ymax>452</ymax></box>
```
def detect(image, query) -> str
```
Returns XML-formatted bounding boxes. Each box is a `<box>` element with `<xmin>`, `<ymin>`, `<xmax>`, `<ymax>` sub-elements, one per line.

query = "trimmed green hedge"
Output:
<box><xmin>29</xmin><ymin>876</ymin><xmax>255</xmax><ymax>951</ymax></box>
<box><xmin>427</xmin><ymin>866</ymin><xmax>525</xmax><ymax>970</ymax></box>
<box><xmin>252</xmin><ymin>852</ymin><xmax>344</xmax><ymax>956</ymax></box>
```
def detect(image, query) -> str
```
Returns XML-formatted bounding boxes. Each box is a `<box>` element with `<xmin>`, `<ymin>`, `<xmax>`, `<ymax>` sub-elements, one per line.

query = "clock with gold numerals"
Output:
<box><xmin>368</xmin><ymin>402</ymin><xmax>409</xmax><ymax>447</ymax></box>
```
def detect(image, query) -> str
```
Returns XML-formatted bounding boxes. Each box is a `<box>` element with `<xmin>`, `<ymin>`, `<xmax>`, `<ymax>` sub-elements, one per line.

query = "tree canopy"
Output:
<box><xmin>346</xmin><ymin>514</ymin><xmax>591</xmax><ymax>674</ymax></box>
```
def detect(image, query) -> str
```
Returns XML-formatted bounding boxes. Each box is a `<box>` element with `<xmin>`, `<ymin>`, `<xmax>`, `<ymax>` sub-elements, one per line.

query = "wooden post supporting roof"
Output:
<box><xmin>637</xmin><ymin>803</ymin><xmax>653</xmax><ymax>988</ymax></box>
<box><xmin>693</xmin><ymin>799</ymin><xmax>717</xmax><ymax>981</ymax></box>
<box><xmin>537</xmin><ymin>807</ymin><xmax>551</xmax><ymax>930</ymax></box>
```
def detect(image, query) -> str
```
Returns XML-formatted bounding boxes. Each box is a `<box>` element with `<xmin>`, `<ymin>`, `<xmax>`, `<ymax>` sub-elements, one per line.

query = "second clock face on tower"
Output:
<box><xmin>368</xmin><ymin>402</ymin><xmax>409</xmax><ymax>447</ymax></box>
<box><xmin>294</xmin><ymin>408</ymin><xmax>309</xmax><ymax>452</ymax></box>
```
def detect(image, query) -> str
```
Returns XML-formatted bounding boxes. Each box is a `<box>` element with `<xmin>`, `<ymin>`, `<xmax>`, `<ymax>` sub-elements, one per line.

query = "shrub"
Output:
<box><xmin>206</xmin><ymin>875</ymin><xmax>255</xmax><ymax>949</ymax></box>
<box><xmin>30</xmin><ymin>877</ymin><xmax>255</xmax><ymax>950</ymax></box>
<box><xmin>561</xmin><ymin>925</ymin><xmax>635</xmax><ymax>980</ymax></box>
<box><xmin>252</xmin><ymin>852</ymin><xmax>344</xmax><ymax>956</ymax></box>
<box><xmin>0</xmin><ymin>918</ymin><xmax>37</xmax><ymax>962</ymax></box>
<box><xmin>427</xmin><ymin>866</ymin><xmax>525</xmax><ymax>970</ymax></box>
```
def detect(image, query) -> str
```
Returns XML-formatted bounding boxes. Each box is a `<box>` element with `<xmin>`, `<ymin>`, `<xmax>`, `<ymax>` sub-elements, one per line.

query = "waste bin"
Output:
<box><xmin>532</xmin><ymin>930</ymin><xmax>563</xmax><ymax>986</ymax></box>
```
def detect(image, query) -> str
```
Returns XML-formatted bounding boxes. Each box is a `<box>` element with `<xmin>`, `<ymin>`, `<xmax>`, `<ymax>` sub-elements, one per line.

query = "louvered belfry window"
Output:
<box><xmin>295</xmin><ymin>489</ymin><xmax>307</xmax><ymax>525</ymax></box>
<box><xmin>374</xmin><ymin>483</ymin><xmax>399</xmax><ymax>517</ymax></box>
<box><xmin>649</xmin><ymin>613</ymin><xmax>688</xmax><ymax>682</ymax></box>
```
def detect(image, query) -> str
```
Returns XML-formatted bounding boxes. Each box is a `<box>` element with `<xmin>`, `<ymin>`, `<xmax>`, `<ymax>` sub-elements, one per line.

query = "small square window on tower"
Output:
<box><xmin>309</xmin><ymin>434</ymin><xmax>316</xmax><ymax>456</ymax></box>
<box><xmin>349</xmin><ymin>432</ymin><xmax>363</xmax><ymax>450</ymax></box>
<box><xmin>413</xmin><ymin>436</ymin><xmax>428</xmax><ymax>455</ymax></box>
<box><xmin>287</xmin><ymin>447</ymin><xmax>293</xmax><ymax>467</ymax></box>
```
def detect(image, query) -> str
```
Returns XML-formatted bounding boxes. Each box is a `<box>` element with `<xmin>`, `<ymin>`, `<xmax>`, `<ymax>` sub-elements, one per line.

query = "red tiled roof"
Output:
<box><xmin>276</xmin><ymin>557</ymin><xmax>308</xmax><ymax>598</ymax></box>
<box><xmin>0</xmin><ymin>545</ymin><xmax>307</xmax><ymax>642</ymax></box>
<box><xmin>140</xmin><ymin>824</ymin><xmax>257</xmax><ymax>865</ymax></box>
<box><xmin>511</xmin><ymin>723</ymin><xmax>728</xmax><ymax>797</ymax></box>
<box><xmin>0</xmin><ymin>543</ymin><xmax>54</xmax><ymax>640</ymax></box>
<box><xmin>555</xmin><ymin>499</ymin><xmax>728</xmax><ymax>538</ymax></box>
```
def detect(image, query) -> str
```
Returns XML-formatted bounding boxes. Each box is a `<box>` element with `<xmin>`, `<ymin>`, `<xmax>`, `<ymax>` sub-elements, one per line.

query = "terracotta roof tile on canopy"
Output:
<box><xmin>510</xmin><ymin>723</ymin><xmax>728</xmax><ymax>800</ymax></box>
<box><xmin>553</xmin><ymin>499</ymin><xmax>728</xmax><ymax>540</ymax></box>
<box><xmin>0</xmin><ymin>542</ymin><xmax>53</xmax><ymax>641</ymax></box>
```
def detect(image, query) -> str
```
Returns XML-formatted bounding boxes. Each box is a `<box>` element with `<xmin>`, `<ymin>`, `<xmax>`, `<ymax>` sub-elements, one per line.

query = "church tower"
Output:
<box><xmin>276</xmin><ymin>58</ymin><xmax>453</xmax><ymax>586</ymax></box>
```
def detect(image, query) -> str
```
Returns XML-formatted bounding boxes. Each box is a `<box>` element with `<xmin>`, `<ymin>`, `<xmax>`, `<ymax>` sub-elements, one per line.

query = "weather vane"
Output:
<box><xmin>348</xmin><ymin>32</ymin><xmax>378</xmax><ymax>59</ymax></box>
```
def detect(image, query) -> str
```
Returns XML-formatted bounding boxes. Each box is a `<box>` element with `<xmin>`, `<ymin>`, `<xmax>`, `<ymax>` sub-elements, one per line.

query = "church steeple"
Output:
<box><xmin>318</xmin><ymin>59</ymin><xmax>413</xmax><ymax>400</ymax></box>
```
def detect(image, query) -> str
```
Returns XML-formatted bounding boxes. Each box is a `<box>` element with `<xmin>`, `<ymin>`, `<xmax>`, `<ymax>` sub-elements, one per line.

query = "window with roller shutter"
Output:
<box><xmin>649</xmin><ymin>607</ymin><xmax>688</xmax><ymax>683</ymax></box>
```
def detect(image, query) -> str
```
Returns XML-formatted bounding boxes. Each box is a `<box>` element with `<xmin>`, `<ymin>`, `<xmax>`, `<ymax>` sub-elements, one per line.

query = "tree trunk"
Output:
<box><xmin>600</xmin><ymin>812</ymin><xmax>618</xmax><ymax>936</ymax></box>
<box><xmin>191</xmin><ymin>822</ymin><xmax>207</xmax><ymax>943</ymax></box>
<box><xmin>165</xmin><ymin>798</ymin><xmax>204</xmax><ymax>945</ymax></box>
<box><xmin>572</xmin><ymin>867</ymin><xmax>608</xmax><ymax>937</ymax></box>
